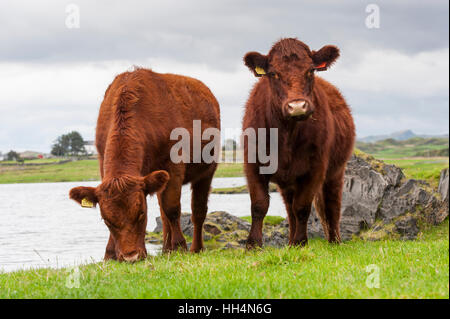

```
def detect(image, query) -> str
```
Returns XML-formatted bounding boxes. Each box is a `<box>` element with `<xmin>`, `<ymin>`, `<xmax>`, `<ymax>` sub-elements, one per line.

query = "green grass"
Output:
<box><xmin>1</xmin><ymin>219</ymin><xmax>447</xmax><ymax>299</ymax></box>
<box><xmin>0</xmin><ymin>160</ymin><xmax>100</xmax><ymax>184</ymax></box>
<box><xmin>214</xmin><ymin>163</ymin><xmax>244</xmax><ymax>177</ymax></box>
<box><xmin>384</xmin><ymin>158</ymin><xmax>449</xmax><ymax>188</ymax></box>
<box><xmin>241</xmin><ymin>215</ymin><xmax>285</xmax><ymax>226</ymax></box>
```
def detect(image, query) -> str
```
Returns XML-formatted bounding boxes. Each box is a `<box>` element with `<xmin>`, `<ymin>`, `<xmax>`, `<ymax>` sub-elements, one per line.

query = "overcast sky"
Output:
<box><xmin>0</xmin><ymin>0</ymin><xmax>448</xmax><ymax>152</ymax></box>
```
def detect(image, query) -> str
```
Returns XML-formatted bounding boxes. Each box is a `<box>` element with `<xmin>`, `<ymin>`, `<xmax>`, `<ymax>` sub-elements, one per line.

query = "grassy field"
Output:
<box><xmin>0</xmin><ymin>154</ymin><xmax>447</xmax><ymax>188</ymax></box>
<box><xmin>1</xmin><ymin>219</ymin><xmax>447</xmax><ymax>299</ymax></box>
<box><xmin>0</xmin><ymin>160</ymin><xmax>100</xmax><ymax>184</ymax></box>
<box><xmin>0</xmin><ymin>158</ymin><xmax>61</xmax><ymax>164</ymax></box>
<box><xmin>385</xmin><ymin>157</ymin><xmax>449</xmax><ymax>188</ymax></box>
<box><xmin>213</xmin><ymin>163</ymin><xmax>244</xmax><ymax>177</ymax></box>
<box><xmin>356</xmin><ymin>137</ymin><xmax>449</xmax><ymax>159</ymax></box>
<box><xmin>0</xmin><ymin>160</ymin><xmax>243</xmax><ymax>184</ymax></box>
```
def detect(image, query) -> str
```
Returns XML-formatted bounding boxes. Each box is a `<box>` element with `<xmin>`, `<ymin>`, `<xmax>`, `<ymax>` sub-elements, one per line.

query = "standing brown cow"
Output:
<box><xmin>242</xmin><ymin>38</ymin><xmax>355</xmax><ymax>248</ymax></box>
<box><xmin>69</xmin><ymin>68</ymin><xmax>220</xmax><ymax>262</ymax></box>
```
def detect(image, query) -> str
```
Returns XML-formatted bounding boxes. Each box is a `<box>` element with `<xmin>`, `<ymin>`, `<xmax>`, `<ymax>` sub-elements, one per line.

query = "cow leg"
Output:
<box><xmin>101</xmin><ymin>158</ymin><xmax>117</xmax><ymax>260</ymax></box>
<box><xmin>190</xmin><ymin>173</ymin><xmax>214</xmax><ymax>253</ymax></box>
<box><xmin>246</xmin><ymin>171</ymin><xmax>270</xmax><ymax>249</ymax></box>
<box><xmin>321</xmin><ymin>170</ymin><xmax>345</xmax><ymax>243</ymax></box>
<box><xmin>291</xmin><ymin>199</ymin><xmax>312</xmax><ymax>247</ymax></box>
<box><xmin>291</xmin><ymin>177</ymin><xmax>322</xmax><ymax>246</ymax></box>
<box><xmin>104</xmin><ymin>233</ymin><xmax>117</xmax><ymax>260</ymax></box>
<box><xmin>157</xmin><ymin>195</ymin><xmax>172</xmax><ymax>253</ymax></box>
<box><xmin>279</xmin><ymin>187</ymin><xmax>296</xmax><ymax>244</ymax></box>
<box><xmin>159</xmin><ymin>173</ymin><xmax>187</xmax><ymax>251</ymax></box>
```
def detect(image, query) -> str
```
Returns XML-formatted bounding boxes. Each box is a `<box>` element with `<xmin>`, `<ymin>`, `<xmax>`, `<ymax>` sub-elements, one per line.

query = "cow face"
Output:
<box><xmin>69</xmin><ymin>170</ymin><xmax>169</xmax><ymax>262</ymax></box>
<box><xmin>244</xmin><ymin>38</ymin><xmax>339</xmax><ymax>121</ymax></box>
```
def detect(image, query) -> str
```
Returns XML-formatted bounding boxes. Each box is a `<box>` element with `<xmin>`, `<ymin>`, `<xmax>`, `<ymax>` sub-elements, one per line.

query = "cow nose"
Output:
<box><xmin>287</xmin><ymin>100</ymin><xmax>309</xmax><ymax>116</ymax></box>
<box><xmin>123</xmin><ymin>253</ymin><xmax>140</xmax><ymax>263</ymax></box>
<box><xmin>121</xmin><ymin>251</ymin><xmax>145</xmax><ymax>263</ymax></box>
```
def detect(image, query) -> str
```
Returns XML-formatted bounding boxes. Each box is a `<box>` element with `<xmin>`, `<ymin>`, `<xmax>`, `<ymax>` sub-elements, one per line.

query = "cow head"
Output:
<box><xmin>244</xmin><ymin>38</ymin><xmax>339</xmax><ymax>121</ymax></box>
<box><xmin>69</xmin><ymin>170</ymin><xmax>169</xmax><ymax>262</ymax></box>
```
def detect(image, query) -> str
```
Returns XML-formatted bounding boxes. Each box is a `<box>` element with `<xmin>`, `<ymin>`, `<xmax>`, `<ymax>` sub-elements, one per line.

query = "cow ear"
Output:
<box><xmin>69</xmin><ymin>186</ymin><xmax>98</xmax><ymax>208</ymax></box>
<box><xmin>244</xmin><ymin>51</ymin><xmax>269</xmax><ymax>77</ymax></box>
<box><xmin>312</xmin><ymin>45</ymin><xmax>340</xmax><ymax>71</ymax></box>
<box><xmin>143</xmin><ymin>170</ymin><xmax>170</xmax><ymax>195</ymax></box>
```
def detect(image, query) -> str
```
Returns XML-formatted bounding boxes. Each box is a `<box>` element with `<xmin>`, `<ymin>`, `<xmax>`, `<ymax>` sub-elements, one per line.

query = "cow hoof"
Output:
<box><xmin>172</xmin><ymin>239</ymin><xmax>188</xmax><ymax>251</ymax></box>
<box><xmin>190</xmin><ymin>245</ymin><xmax>204</xmax><ymax>253</ymax></box>
<box><xmin>328</xmin><ymin>238</ymin><xmax>341</xmax><ymax>244</ymax></box>
<box><xmin>289</xmin><ymin>239</ymin><xmax>308</xmax><ymax>247</ymax></box>
<box><xmin>246</xmin><ymin>237</ymin><xmax>263</xmax><ymax>250</ymax></box>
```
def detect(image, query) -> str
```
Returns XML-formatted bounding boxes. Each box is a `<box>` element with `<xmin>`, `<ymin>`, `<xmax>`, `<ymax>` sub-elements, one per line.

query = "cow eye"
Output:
<box><xmin>269</xmin><ymin>72</ymin><xmax>279</xmax><ymax>79</ymax></box>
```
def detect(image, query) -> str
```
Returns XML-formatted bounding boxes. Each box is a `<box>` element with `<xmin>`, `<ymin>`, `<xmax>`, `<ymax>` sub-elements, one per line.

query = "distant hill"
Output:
<box><xmin>356</xmin><ymin>136</ymin><xmax>449</xmax><ymax>159</ymax></box>
<box><xmin>358</xmin><ymin>130</ymin><xmax>449</xmax><ymax>143</ymax></box>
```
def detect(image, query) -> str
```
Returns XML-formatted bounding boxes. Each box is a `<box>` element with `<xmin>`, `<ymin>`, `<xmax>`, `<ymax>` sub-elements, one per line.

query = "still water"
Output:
<box><xmin>0</xmin><ymin>178</ymin><xmax>285</xmax><ymax>272</ymax></box>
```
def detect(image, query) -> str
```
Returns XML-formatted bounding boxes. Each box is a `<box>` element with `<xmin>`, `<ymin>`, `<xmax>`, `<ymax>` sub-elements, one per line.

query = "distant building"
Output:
<box><xmin>19</xmin><ymin>151</ymin><xmax>45</xmax><ymax>159</ymax></box>
<box><xmin>84</xmin><ymin>141</ymin><xmax>98</xmax><ymax>155</ymax></box>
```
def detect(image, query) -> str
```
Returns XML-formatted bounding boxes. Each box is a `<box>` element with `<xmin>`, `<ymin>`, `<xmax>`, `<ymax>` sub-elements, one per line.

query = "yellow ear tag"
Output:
<box><xmin>255</xmin><ymin>66</ymin><xmax>266</xmax><ymax>75</ymax></box>
<box><xmin>81</xmin><ymin>198</ymin><xmax>94</xmax><ymax>208</ymax></box>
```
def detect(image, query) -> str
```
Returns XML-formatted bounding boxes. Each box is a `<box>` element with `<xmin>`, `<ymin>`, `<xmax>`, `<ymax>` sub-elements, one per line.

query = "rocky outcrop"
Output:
<box><xmin>306</xmin><ymin>153</ymin><xmax>448</xmax><ymax>240</ymax></box>
<box><xmin>146</xmin><ymin>152</ymin><xmax>449</xmax><ymax>248</ymax></box>
<box><xmin>147</xmin><ymin>211</ymin><xmax>288</xmax><ymax>249</ymax></box>
<box><xmin>438</xmin><ymin>168</ymin><xmax>449</xmax><ymax>203</ymax></box>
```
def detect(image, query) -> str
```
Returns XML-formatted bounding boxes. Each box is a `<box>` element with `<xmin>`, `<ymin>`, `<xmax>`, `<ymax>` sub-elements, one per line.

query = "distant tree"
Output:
<box><xmin>51</xmin><ymin>142</ymin><xmax>65</xmax><ymax>157</ymax></box>
<box><xmin>67</xmin><ymin>131</ymin><xmax>86</xmax><ymax>155</ymax></box>
<box><xmin>6</xmin><ymin>150</ymin><xmax>20</xmax><ymax>161</ymax></box>
<box><xmin>51</xmin><ymin>131</ymin><xmax>86</xmax><ymax>156</ymax></box>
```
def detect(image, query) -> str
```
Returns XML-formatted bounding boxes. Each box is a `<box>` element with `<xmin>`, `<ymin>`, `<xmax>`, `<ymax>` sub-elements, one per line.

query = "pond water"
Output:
<box><xmin>0</xmin><ymin>178</ymin><xmax>285</xmax><ymax>272</ymax></box>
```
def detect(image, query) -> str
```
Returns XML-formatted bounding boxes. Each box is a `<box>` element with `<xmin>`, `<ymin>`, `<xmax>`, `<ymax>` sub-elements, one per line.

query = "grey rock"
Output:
<box><xmin>263</xmin><ymin>226</ymin><xmax>289</xmax><ymax>247</ymax></box>
<box><xmin>206</xmin><ymin>211</ymin><xmax>251</xmax><ymax>232</ymax></box>
<box><xmin>152</xmin><ymin>210</ymin><xmax>250</xmax><ymax>238</ymax></box>
<box><xmin>153</xmin><ymin>213</ymin><xmax>193</xmax><ymax>236</ymax></box>
<box><xmin>395</xmin><ymin>216</ymin><xmax>419</xmax><ymax>240</ymax></box>
<box><xmin>379</xmin><ymin>179</ymin><xmax>431</xmax><ymax>222</ymax></box>
<box><xmin>306</xmin><ymin>155</ymin><xmax>393</xmax><ymax>240</ymax></box>
<box><xmin>438</xmin><ymin>168</ymin><xmax>449</xmax><ymax>203</ymax></box>
<box><xmin>305</xmin><ymin>154</ymin><xmax>447</xmax><ymax>241</ymax></box>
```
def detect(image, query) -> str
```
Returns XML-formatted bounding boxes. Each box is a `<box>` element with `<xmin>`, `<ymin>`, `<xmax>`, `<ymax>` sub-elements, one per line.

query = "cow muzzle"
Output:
<box><xmin>286</xmin><ymin>99</ymin><xmax>314</xmax><ymax>120</ymax></box>
<box><xmin>118</xmin><ymin>249</ymin><xmax>147</xmax><ymax>263</ymax></box>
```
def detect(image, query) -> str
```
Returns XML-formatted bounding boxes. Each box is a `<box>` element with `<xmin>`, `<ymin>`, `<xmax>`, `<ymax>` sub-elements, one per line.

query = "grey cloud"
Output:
<box><xmin>0</xmin><ymin>0</ymin><xmax>448</xmax><ymax>152</ymax></box>
<box><xmin>0</xmin><ymin>0</ymin><xmax>448</xmax><ymax>68</ymax></box>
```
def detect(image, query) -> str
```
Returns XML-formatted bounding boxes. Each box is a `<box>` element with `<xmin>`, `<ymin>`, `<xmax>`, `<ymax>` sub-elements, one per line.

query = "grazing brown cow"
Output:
<box><xmin>69</xmin><ymin>68</ymin><xmax>220</xmax><ymax>262</ymax></box>
<box><xmin>242</xmin><ymin>38</ymin><xmax>355</xmax><ymax>248</ymax></box>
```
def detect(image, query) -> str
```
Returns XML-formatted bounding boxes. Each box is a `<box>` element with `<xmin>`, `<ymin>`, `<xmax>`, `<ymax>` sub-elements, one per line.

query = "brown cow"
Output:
<box><xmin>69</xmin><ymin>67</ymin><xmax>220</xmax><ymax>262</ymax></box>
<box><xmin>242</xmin><ymin>38</ymin><xmax>355</xmax><ymax>248</ymax></box>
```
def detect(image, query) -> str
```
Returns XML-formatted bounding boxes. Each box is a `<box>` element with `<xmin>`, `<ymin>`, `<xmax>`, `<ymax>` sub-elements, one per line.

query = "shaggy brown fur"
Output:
<box><xmin>70</xmin><ymin>67</ymin><xmax>220</xmax><ymax>261</ymax></box>
<box><xmin>242</xmin><ymin>38</ymin><xmax>355</xmax><ymax>247</ymax></box>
